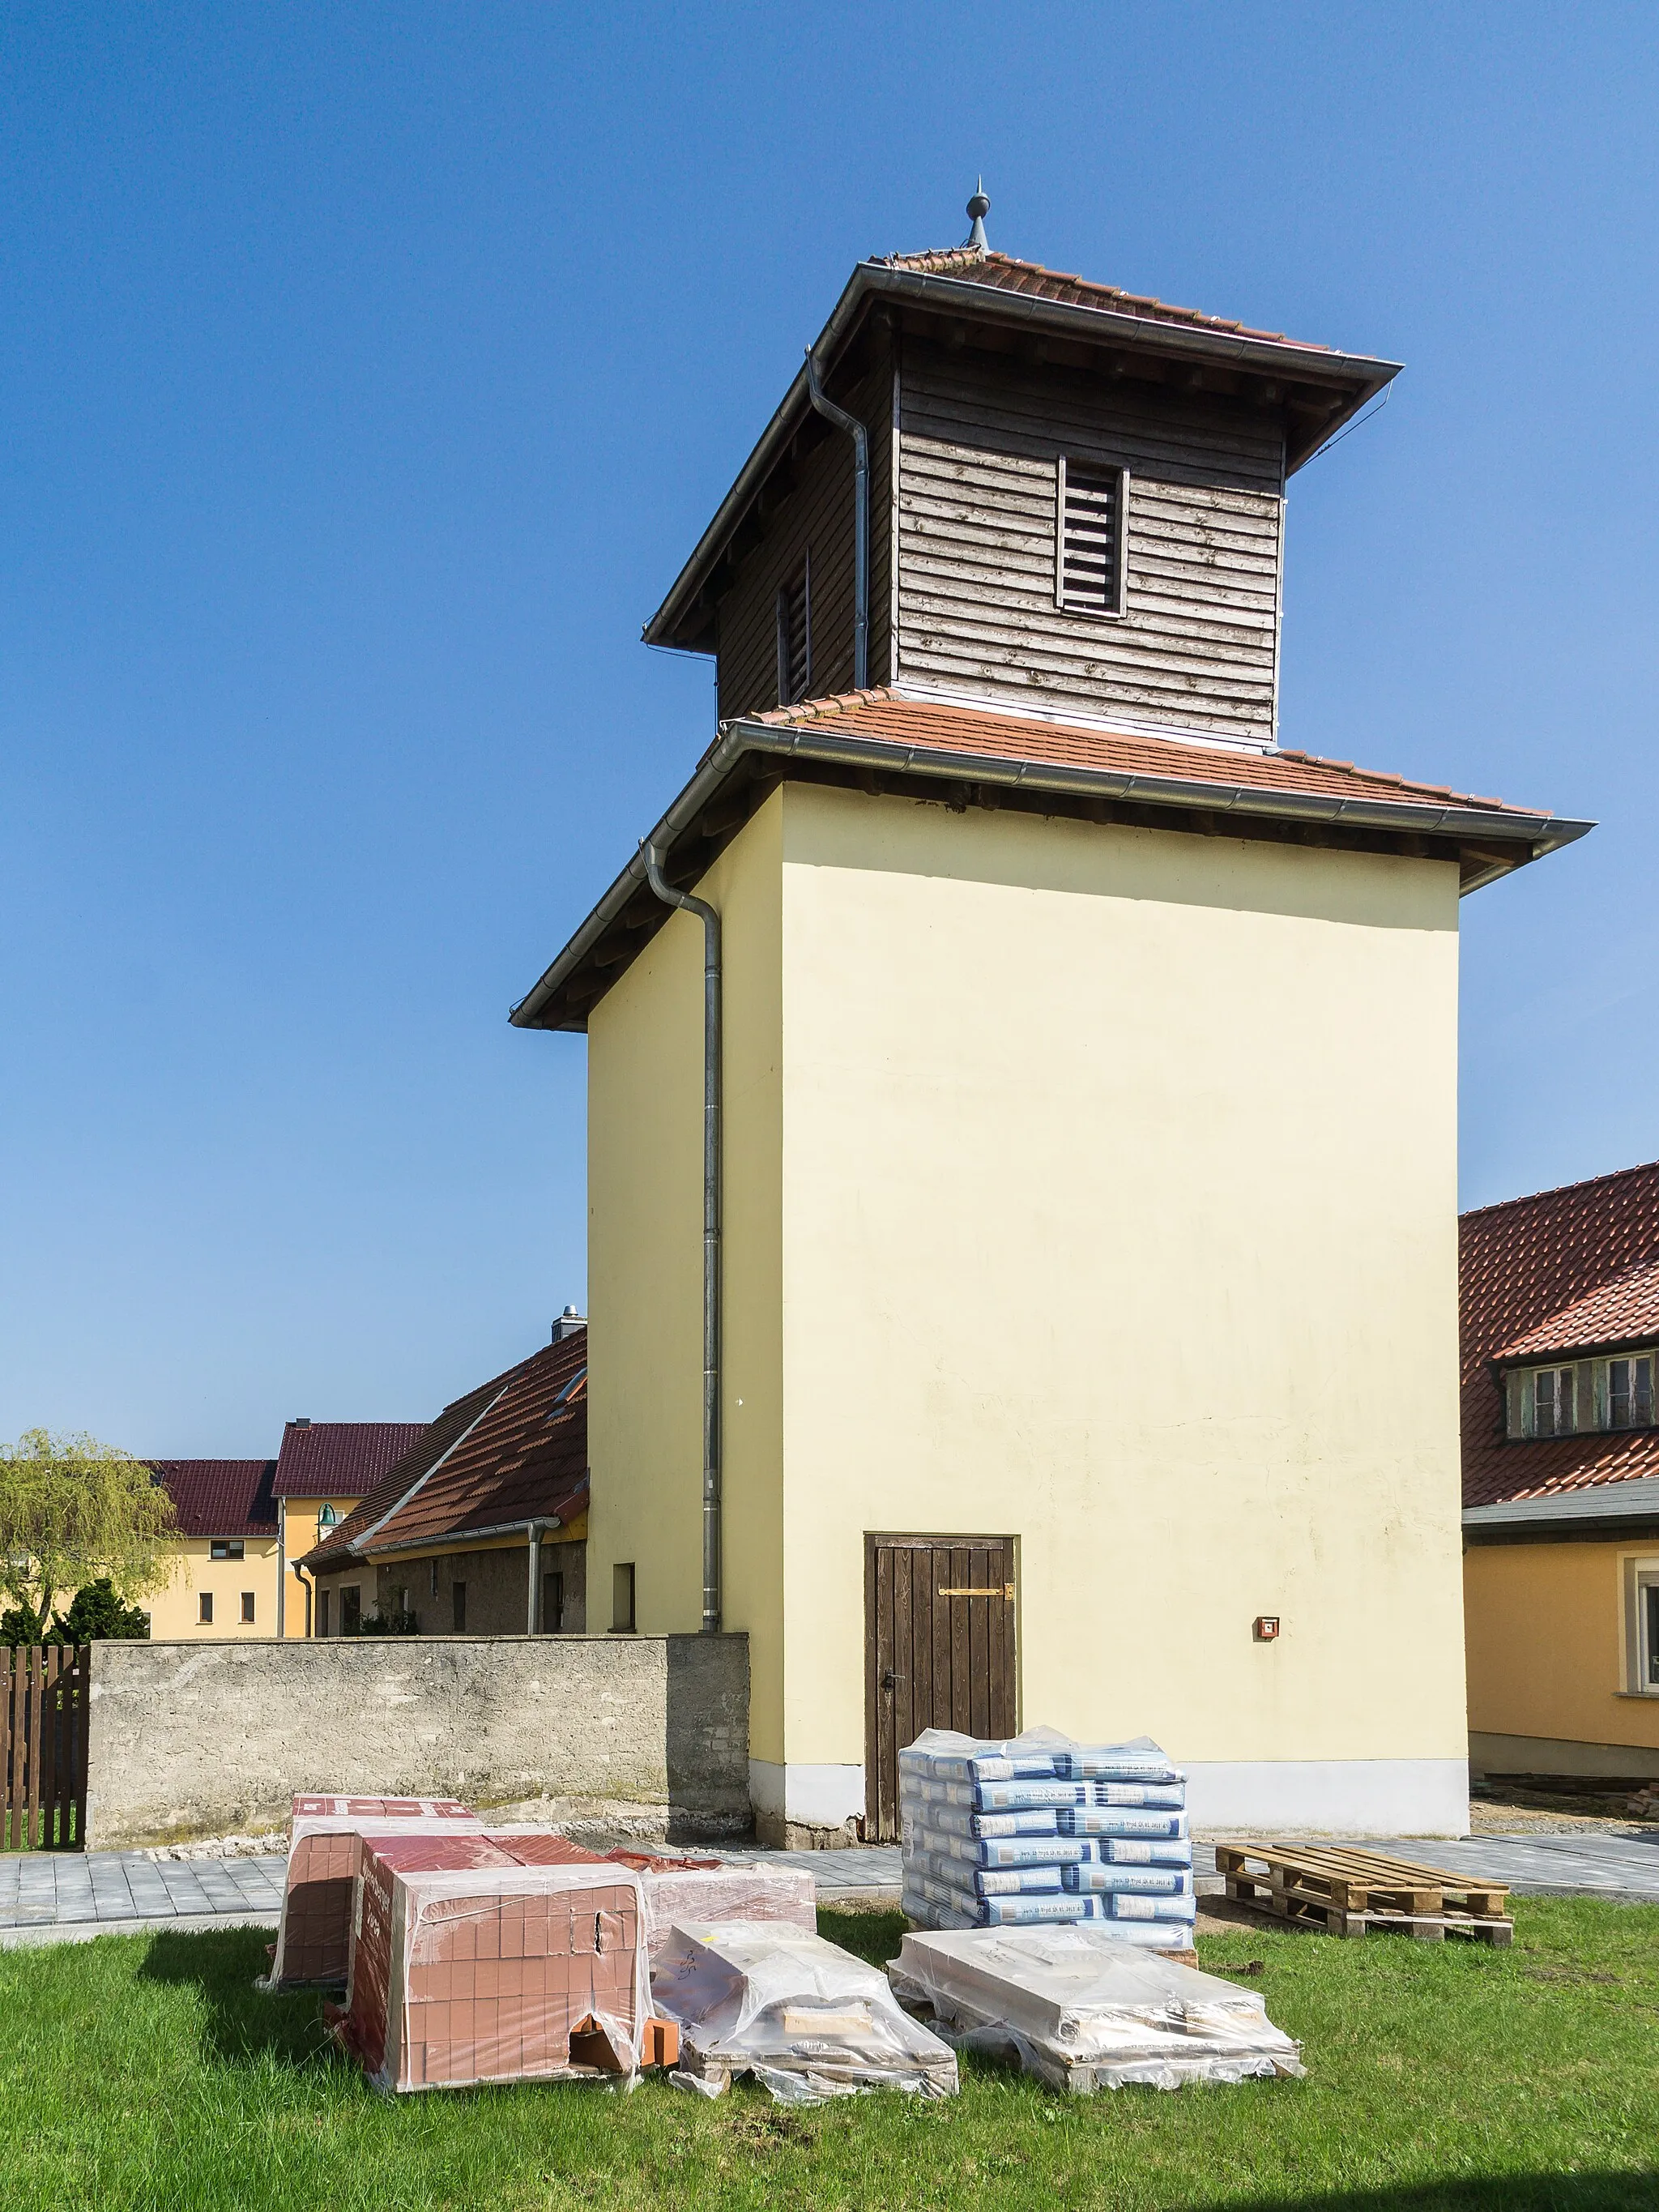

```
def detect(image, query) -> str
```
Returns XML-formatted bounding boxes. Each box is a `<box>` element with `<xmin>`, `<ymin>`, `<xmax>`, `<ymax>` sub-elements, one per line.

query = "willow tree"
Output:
<box><xmin>0</xmin><ymin>1430</ymin><xmax>178</xmax><ymax>1642</ymax></box>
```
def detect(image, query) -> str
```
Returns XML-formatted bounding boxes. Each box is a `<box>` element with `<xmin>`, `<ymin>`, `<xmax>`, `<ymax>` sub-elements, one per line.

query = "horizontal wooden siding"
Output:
<box><xmin>896</xmin><ymin>341</ymin><xmax>1285</xmax><ymax>740</ymax></box>
<box><xmin>716</xmin><ymin>357</ymin><xmax>893</xmax><ymax>719</ymax></box>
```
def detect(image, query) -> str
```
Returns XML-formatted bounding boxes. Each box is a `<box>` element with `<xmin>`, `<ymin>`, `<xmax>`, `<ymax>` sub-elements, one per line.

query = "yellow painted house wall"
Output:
<box><xmin>279</xmin><ymin>1497</ymin><xmax>362</xmax><ymax>1635</ymax></box>
<box><xmin>588</xmin><ymin>790</ymin><xmax>785</xmax><ymax>1754</ymax></box>
<box><xmin>147</xmin><ymin>1538</ymin><xmax>280</xmax><ymax>1638</ymax></box>
<box><xmin>1465</xmin><ymin>1540</ymin><xmax>1659</xmax><ymax>1774</ymax></box>
<box><xmin>589</xmin><ymin>780</ymin><xmax>1468</xmax><ymax>1834</ymax></box>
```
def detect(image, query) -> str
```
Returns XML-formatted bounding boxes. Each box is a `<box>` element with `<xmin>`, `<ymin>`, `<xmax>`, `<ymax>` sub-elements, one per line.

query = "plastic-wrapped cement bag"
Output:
<box><xmin>889</xmin><ymin>1924</ymin><xmax>1304</xmax><ymax>2091</ymax></box>
<box><xmin>653</xmin><ymin>1920</ymin><xmax>958</xmax><ymax>2105</ymax></box>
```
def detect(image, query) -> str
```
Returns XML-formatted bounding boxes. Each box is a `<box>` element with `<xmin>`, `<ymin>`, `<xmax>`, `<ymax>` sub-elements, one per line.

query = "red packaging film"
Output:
<box><xmin>331</xmin><ymin>1832</ymin><xmax>655</xmax><ymax>2093</ymax></box>
<box><xmin>262</xmin><ymin>1796</ymin><xmax>484</xmax><ymax>1991</ymax></box>
<box><xmin>603</xmin><ymin>1849</ymin><xmax>819</xmax><ymax>1964</ymax></box>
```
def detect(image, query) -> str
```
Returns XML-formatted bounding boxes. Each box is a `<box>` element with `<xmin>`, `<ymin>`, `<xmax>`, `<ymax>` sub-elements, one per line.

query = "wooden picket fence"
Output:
<box><xmin>2</xmin><ymin>1646</ymin><xmax>90</xmax><ymax>1851</ymax></box>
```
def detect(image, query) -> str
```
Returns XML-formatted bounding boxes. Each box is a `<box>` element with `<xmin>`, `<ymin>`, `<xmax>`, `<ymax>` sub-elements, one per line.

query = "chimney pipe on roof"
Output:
<box><xmin>292</xmin><ymin>1418</ymin><xmax>310</xmax><ymax>1429</ymax></box>
<box><xmin>552</xmin><ymin>1305</ymin><xmax>586</xmax><ymax>1343</ymax></box>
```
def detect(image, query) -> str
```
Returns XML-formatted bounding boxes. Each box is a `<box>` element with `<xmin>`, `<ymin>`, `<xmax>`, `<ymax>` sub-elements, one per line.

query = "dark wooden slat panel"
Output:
<box><xmin>25</xmin><ymin>1645</ymin><xmax>42</xmax><ymax>1848</ymax></box>
<box><xmin>911</xmin><ymin>1544</ymin><xmax>934</xmax><ymax>1752</ymax></box>
<box><xmin>864</xmin><ymin>1539</ymin><xmax>881</xmax><ymax>1836</ymax></box>
<box><xmin>949</xmin><ymin>1548</ymin><xmax>971</xmax><ymax>1733</ymax></box>
<box><xmin>875</xmin><ymin>1542</ymin><xmax>895</xmax><ymax>1838</ymax></box>
<box><xmin>893</xmin><ymin>1541</ymin><xmax>914</xmax><ymax>1781</ymax></box>
<box><xmin>8</xmin><ymin>1650</ymin><xmax>25</xmax><ymax>1853</ymax></box>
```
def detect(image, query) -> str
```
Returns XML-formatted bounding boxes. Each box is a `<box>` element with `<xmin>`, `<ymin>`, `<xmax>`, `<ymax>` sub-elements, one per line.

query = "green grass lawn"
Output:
<box><xmin>0</xmin><ymin>1900</ymin><xmax>1655</xmax><ymax>2212</ymax></box>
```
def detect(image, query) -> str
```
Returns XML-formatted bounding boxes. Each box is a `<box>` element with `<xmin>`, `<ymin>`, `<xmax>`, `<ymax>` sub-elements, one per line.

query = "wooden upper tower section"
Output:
<box><xmin>645</xmin><ymin>200</ymin><xmax>1399</xmax><ymax>749</ymax></box>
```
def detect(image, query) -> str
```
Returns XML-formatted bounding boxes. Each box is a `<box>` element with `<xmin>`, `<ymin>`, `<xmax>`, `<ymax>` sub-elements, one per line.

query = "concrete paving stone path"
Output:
<box><xmin>1</xmin><ymin>1829</ymin><xmax>1655</xmax><ymax>1947</ymax></box>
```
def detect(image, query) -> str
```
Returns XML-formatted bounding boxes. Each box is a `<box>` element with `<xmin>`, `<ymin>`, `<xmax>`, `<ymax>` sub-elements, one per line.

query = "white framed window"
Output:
<box><xmin>1056</xmin><ymin>457</ymin><xmax>1128</xmax><ymax>617</ymax></box>
<box><xmin>1623</xmin><ymin>1558</ymin><xmax>1659</xmax><ymax>1693</ymax></box>
<box><xmin>1510</xmin><ymin>1364</ymin><xmax>1577</xmax><ymax>1439</ymax></box>
<box><xmin>1606</xmin><ymin>1354</ymin><xmax>1656</xmax><ymax>1431</ymax></box>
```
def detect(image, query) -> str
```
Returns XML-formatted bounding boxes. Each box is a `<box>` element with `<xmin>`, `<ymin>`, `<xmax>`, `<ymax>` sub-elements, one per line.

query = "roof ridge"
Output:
<box><xmin>1462</xmin><ymin>1157</ymin><xmax>1659</xmax><ymax>1224</ymax></box>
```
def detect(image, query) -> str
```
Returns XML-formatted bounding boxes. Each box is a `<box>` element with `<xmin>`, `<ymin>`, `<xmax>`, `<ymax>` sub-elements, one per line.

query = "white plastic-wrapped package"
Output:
<box><xmin>602</xmin><ymin>1851</ymin><xmax>818</xmax><ymax>1964</ymax></box>
<box><xmin>889</xmin><ymin>1924</ymin><xmax>1305</xmax><ymax>2091</ymax></box>
<box><xmin>653</xmin><ymin>1920</ymin><xmax>958</xmax><ymax>2105</ymax></box>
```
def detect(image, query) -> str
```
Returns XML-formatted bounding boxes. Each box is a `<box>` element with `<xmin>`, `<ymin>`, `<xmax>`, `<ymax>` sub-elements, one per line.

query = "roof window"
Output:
<box><xmin>1056</xmin><ymin>458</ymin><xmax>1128</xmax><ymax>618</ymax></box>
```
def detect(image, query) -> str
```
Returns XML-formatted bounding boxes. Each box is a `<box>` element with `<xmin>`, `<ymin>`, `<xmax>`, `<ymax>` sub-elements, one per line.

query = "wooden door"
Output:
<box><xmin>864</xmin><ymin>1535</ymin><xmax>1017</xmax><ymax>1842</ymax></box>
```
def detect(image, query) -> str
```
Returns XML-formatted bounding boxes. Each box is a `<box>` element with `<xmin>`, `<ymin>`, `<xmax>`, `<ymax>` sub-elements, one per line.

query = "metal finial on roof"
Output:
<box><xmin>966</xmin><ymin>179</ymin><xmax>990</xmax><ymax>251</ymax></box>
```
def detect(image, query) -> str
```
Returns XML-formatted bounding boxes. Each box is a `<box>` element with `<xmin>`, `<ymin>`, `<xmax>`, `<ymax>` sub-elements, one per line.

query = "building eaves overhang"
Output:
<box><xmin>1464</xmin><ymin>1475</ymin><xmax>1659</xmax><ymax>1543</ymax></box>
<box><xmin>509</xmin><ymin>711</ymin><xmax>1593</xmax><ymax>1035</ymax></box>
<box><xmin>643</xmin><ymin>258</ymin><xmax>1402</xmax><ymax>655</ymax></box>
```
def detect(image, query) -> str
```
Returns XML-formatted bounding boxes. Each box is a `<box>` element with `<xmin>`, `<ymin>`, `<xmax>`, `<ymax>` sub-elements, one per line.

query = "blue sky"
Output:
<box><xmin>2</xmin><ymin>3</ymin><xmax>1655</xmax><ymax>1452</ymax></box>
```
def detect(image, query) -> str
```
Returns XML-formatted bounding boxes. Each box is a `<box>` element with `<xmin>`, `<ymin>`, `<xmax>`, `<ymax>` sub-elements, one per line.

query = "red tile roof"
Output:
<box><xmin>301</xmin><ymin>1333</ymin><xmax>588</xmax><ymax>1569</ymax></box>
<box><xmin>1461</xmin><ymin>1160</ymin><xmax>1659</xmax><ymax>1506</ymax></box>
<box><xmin>745</xmin><ymin>691</ymin><xmax>1546</xmax><ymax>822</ymax></box>
<box><xmin>147</xmin><ymin>1460</ymin><xmax>279</xmax><ymax>1540</ymax></box>
<box><xmin>272</xmin><ymin>1421</ymin><xmax>429</xmax><ymax>1501</ymax></box>
<box><xmin>877</xmin><ymin>249</ymin><xmax>1319</xmax><ymax>352</ymax></box>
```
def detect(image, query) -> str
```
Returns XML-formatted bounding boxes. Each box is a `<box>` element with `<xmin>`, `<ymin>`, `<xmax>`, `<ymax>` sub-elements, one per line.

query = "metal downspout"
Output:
<box><xmin>804</xmin><ymin>349</ymin><xmax>868</xmax><ymax>690</ymax></box>
<box><xmin>527</xmin><ymin>1521</ymin><xmax>543</xmax><ymax>1634</ymax></box>
<box><xmin>292</xmin><ymin>1561</ymin><xmax>313</xmax><ymax>1638</ymax></box>
<box><xmin>642</xmin><ymin>843</ymin><xmax>723</xmax><ymax>1633</ymax></box>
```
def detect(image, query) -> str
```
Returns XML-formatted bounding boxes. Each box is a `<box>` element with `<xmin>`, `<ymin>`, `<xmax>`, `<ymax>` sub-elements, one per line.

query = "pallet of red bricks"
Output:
<box><xmin>261</xmin><ymin>1796</ymin><xmax>484</xmax><ymax>1990</ymax></box>
<box><xmin>329</xmin><ymin>1830</ymin><xmax>675</xmax><ymax>2093</ymax></box>
<box><xmin>601</xmin><ymin>1845</ymin><xmax>817</xmax><ymax>1962</ymax></box>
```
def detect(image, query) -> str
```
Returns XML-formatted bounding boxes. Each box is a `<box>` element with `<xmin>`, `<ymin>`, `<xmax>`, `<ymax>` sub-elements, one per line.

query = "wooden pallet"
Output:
<box><xmin>1214</xmin><ymin>1842</ymin><xmax>1512</xmax><ymax>1945</ymax></box>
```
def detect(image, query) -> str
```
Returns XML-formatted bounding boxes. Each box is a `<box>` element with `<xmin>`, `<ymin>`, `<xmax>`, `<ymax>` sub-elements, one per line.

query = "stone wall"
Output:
<box><xmin>84</xmin><ymin>1633</ymin><xmax>748</xmax><ymax>1849</ymax></box>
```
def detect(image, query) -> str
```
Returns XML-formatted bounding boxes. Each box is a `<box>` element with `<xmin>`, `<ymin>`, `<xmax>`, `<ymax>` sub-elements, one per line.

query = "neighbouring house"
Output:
<box><xmin>1462</xmin><ymin>1160</ymin><xmax>1659</xmax><ymax>1785</ymax></box>
<box><xmin>299</xmin><ymin>1326</ymin><xmax>589</xmax><ymax>1636</ymax></box>
<box><xmin>509</xmin><ymin>199</ymin><xmax>1592</xmax><ymax>1843</ymax></box>
<box><xmin>144</xmin><ymin>1459</ymin><xmax>280</xmax><ymax>1636</ymax></box>
<box><xmin>271</xmin><ymin>1417</ymin><xmax>428</xmax><ymax>1637</ymax></box>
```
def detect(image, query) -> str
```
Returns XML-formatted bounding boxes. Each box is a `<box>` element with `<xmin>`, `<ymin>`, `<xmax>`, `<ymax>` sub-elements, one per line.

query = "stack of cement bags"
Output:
<box><xmin>900</xmin><ymin>1727</ymin><xmax>1195</xmax><ymax>1948</ymax></box>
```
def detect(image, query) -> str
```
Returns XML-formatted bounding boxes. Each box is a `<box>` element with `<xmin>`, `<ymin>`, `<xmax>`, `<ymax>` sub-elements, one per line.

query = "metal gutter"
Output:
<box><xmin>643</xmin><ymin>259</ymin><xmax>1401</xmax><ymax>648</ymax></box>
<box><xmin>508</xmin><ymin>716</ymin><xmax>1594</xmax><ymax>1031</ymax></box>
<box><xmin>1464</xmin><ymin>1477</ymin><xmax>1659</xmax><ymax>1531</ymax></box>
<box><xmin>364</xmin><ymin>1510</ymin><xmax>579</xmax><ymax>1561</ymax></box>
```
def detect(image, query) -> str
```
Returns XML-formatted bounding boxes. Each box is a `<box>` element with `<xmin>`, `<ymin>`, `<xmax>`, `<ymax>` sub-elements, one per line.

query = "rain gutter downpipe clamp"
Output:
<box><xmin>642</xmin><ymin>840</ymin><xmax>723</xmax><ymax>1634</ymax></box>
<box><xmin>804</xmin><ymin>349</ymin><xmax>868</xmax><ymax>690</ymax></box>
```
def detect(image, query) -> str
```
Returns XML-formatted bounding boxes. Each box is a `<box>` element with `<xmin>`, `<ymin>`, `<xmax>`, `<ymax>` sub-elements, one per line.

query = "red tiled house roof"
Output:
<box><xmin>511</xmin><ymin>690</ymin><xmax>1589</xmax><ymax>1035</ymax></box>
<box><xmin>300</xmin><ymin>1333</ymin><xmax>588</xmax><ymax>1570</ymax></box>
<box><xmin>1461</xmin><ymin>1160</ymin><xmax>1659</xmax><ymax>1506</ymax></box>
<box><xmin>147</xmin><ymin>1460</ymin><xmax>279</xmax><ymax>1540</ymax></box>
<box><xmin>876</xmin><ymin>248</ymin><xmax>1322</xmax><ymax>351</ymax></box>
<box><xmin>746</xmin><ymin>691</ymin><xmax>1533</xmax><ymax>818</ymax></box>
<box><xmin>271</xmin><ymin>1421</ymin><xmax>429</xmax><ymax>1500</ymax></box>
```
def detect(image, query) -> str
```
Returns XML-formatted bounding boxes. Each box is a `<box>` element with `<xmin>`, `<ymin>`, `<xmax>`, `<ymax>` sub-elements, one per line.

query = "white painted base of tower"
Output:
<box><xmin>1182</xmin><ymin>1758</ymin><xmax>1469</xmax><ymax>1838</ymax></box>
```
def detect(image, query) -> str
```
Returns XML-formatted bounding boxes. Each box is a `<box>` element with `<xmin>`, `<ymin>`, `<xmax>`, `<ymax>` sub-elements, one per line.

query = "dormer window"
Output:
<box><xmin>775</xmin><ymin>557</ymin><xmax>812</xmax><ymax>706</ymax></box>
<box><xmin>1056</xmin><ymin>458</ymin><xmax>1128</xmax><ymax>618</ymax></box>
<box><xmin>1608</xmin><ymin>1354</ymin><xmax>1655</xmax><ymax>1430</ymax></box>
<box><xmin>1511</xmin><ymin>1365</ymin><xmax>1576</xmax><ymax>1439</ymax></box>
<box><xmin>1506</xmin><ymin>1349</ymin><xmax>1659</xmax><ymax>1438</ymax></box>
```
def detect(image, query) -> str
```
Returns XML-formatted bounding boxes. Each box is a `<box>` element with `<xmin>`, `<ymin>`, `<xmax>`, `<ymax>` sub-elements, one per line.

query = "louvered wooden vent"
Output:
<box><xmin>1056</xmin><ymin>459</ymin><xmax>1128</xmax><ymax>617</ymax></box>
<box><xmin>775</xmin><ymin>556</ymin><xmax>812</xmax><ymax>706</ymax></box>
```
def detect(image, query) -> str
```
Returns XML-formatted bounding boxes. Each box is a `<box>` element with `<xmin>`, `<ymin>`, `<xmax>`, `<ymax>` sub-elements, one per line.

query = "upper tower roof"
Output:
<box><xmin>645</xmin><ymin>222</ymin><xmax>1399</xmax><ymax>662</ymax></box>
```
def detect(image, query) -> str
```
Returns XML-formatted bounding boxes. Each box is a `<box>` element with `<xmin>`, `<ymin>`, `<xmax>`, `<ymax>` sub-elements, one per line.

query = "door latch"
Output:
<box><xmin>881</xmin><ymin>1670</ymin><xmax>897</xmax><ymax>1691</ymax></box>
